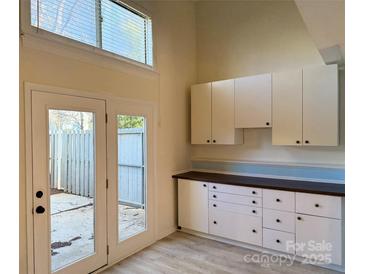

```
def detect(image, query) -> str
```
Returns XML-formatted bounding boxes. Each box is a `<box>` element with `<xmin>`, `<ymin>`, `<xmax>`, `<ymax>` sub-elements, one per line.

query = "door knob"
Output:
<box><xmin>35</xmin><ymin>206</ymin><xmax>45</xmax><ymax>214</ymax></box>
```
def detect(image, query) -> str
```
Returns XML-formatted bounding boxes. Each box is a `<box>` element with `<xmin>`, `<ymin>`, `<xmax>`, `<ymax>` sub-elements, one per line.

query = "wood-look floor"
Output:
<box><xmin>102</xmin><ymin>232</ymin><xmax>341</xmax><ymax>274</ymax></box>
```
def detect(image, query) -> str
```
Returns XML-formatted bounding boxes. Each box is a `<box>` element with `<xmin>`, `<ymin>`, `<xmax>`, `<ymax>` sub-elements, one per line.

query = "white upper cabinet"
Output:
<box><xmin>234</xmin><ymin>73</ymin><xmax>272</xmax><ymax>128</ymax></box>
<box><xmin>303</xmin><ymin>64</ymin><xmax>339</xmax><ymax>146</ymax></box>
<box><xmin>191</xmin><ymin>83</ymin><xmax>212</xmax><ymax>144</ymax></box>
<box><xmin>272</xmin><ymin>64</ymin><xmax>339</xmax><ymax>146</ymax></box>
<box><xmin>212</xmin><ymin>80</ymin><xmax>243</xmax><ymax>144</ymax></box>
<box><xmin>191</xmin><ymin>80</ymin><xmax>243</xmax><ymax>145</ymax></box>
<box><xmin>272</xmin><ymin>69</ymin><xmax>303</xmax><ymax>145</ymax></box>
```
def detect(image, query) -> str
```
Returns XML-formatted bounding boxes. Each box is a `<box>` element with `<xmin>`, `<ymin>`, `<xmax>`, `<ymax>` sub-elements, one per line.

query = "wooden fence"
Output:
<box><xmin>49</xmin><ymin>128</ymin><xmax>145</xmax><ymax>206</ymax></box>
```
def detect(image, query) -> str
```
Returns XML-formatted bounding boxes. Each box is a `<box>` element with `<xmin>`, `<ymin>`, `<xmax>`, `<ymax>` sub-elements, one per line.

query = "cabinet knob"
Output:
<box><xmin>213</xmin><ymin>204</ymin><xmax>217</xmax><ymax>207</ymax></box>
<box><xmin>276</xmin><ymin>198</ymin><xmax>281</xmax><ymax>202</ymax></box>
<box><xmin>276</xmin><ymin>239</ymin><xmax>281</xmax><ymax>243</ymax></box>
<box><xmin>276</xmin><ymin>219</ymin><xmax>281</xmax><ymax>223</ymax></box>
<box><xmin>252</xmin><ymin>190</ymin><xmax>256</xmax><ymax>195</ymax></box>
<box><xmin>296</xmin><ymin>140</ymin><xmax>300</xmax><ymax>144</ymax></box>
<box><xmin>252</xmin><ymin>210</ymin><xmax>256</xmax><ymax>214</ymax></box>
<box><xmin>315</xmin><ymin>203</ymin><xmax>319</xmax><ymax>208</ymax></box>
<box><xmin>213</xmin><ymin>221</ymin><xmax>217</xmax><ymax>224</ymax></box>
<box><xmin>252</xmin><ymin>229</ymin><xmax>257</xmax><ymax>233</ymax></box>
<box><xmin>203</xmin><ymin>184</ymin><xmax>207</xmax><ymax>187</ymax></box>
<box><xmin>206</xmin><ymin>140</ymin><xmax>210</xmax><ymax>143</ymax></box>
<box><xmin>36</xmin><ymin>191</ymin><xmax>43</xmax><ymax>198</ymax></box>
<box><xmin>266</xmin><ymin>122</ymin><xmax>270</xmax><ymax>126</ymax></box>
<box><xmin>305</xmin><ymin>140</ymin><xmax>309</xmax><ymax>144</ymax></box>
<box><xmin>252</xmin><ymin>200</ymin><xmax>256</xmax><ymax>204</ymax></box>
<box><xmin>213</xmin><ymin>195</ymin><xmax>217</xmax><ymax>198</ymax></box>
<box><xmin>213</xmin><ymin>140</ymin><xmax>216</xmax><ymax>143</ymax></box>
<box><xmin>297</xmin><ymin>216</ymin><xmax>302</xmax><ymax>221</ymax></box>
<box><xmin>35</xmin><ymin>206</ymin><xmax>45</xmax><ymax>214</ymax></box>
<box><xmin>213</xmin><ymin>186</ymin><xmax>217</xmax><ymax>189</ymax></box>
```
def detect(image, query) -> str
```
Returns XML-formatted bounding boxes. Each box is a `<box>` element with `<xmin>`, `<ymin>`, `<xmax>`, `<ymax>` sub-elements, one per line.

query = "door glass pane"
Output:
<box><xmin>117</xmin><ymin>115</ymin><xmax>146</xmax><ymax>241</ymax></box>
<box><xmin>49</xmin><ymin>110</ymin><xmax>96</xmax><ymax>272</ymax></box>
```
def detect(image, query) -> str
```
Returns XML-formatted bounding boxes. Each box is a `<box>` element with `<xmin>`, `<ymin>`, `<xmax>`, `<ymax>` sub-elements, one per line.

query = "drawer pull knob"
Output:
<box><xmin>252</xmin><ymin>200</ymin><xmax>256</xmax><ymax>204</ymax></box>
<box><xmin>252</xmin><ymin>229</ymin><xmax>256</xmax><ymax>233</ymax></box>
<box><xmin>266</xmin><ymin>122</ymin><xmax>270</xmax><ymax>126</ymax></box>
<box><xmin>276</xmin><ymin>239</ymin><xmax>281</xmax><ymax>243</ymax></box>
<box><xmin>276</xmin><ymin>219</ymin><xmax>281</xmax><ymax>223</ymax></box>
<box><xmin>305</xmin><ymin>140</ymin><xmax>309</xmax><ymax>144</ymax></box>
<box><xmin>203</xmin><ymin>184</ymin><xmax>207</xmax><ymax>187</ymax></box>
<box><xmin>213</xmin><ymin>221</ymin><xmax>217</xmax><ymax>224</ymax></box>
<box><xmin>252</xmin><ymin>190</ymin><xmax>256</xmax><ymax>194</ymax></box>
<box><xmin>206</xmin><ymin>140</ymin><xmax>210</xmax><ymax>143</ymax></box>
<box><xmin>315</xmin><ymin>203</ymin><xmax>319</xmax><ymax>208</ymax></box>
<box><xmin>213</xmin><ymin>195</ymin><xmax>217</xmax><ymax>198</ymax></box>
<box><xmin>276</xmin><ymin>198</ymin><xmax>281</xmax><ymax>202</ymax></box>
<box><xmin>297</xmin><ymin>216</ymin><xmax>302</xmax><ymax>221</ymax></box>
<box><xmin>213</xmin><ymin>186</ymin><xmax>217</xmax><ymax>189</ymax></box>
<box><xmin>296</xmin><ymin>140</ymin><xmax>300</xmax><ymax>144</ymax></box>
<box><xmin>213</xmin><ymin>204</ymin><xmax>217</xmax><ymax>207</ymax></box>
<box><xmin>252</xmin><ymin>210</ymin><xmax>256</xmax><ymax>214</ymax></box>
<box><xmin>213</xmin><ymin>140</ymin><xmax>216</xmax><ymax>143</ymax></box>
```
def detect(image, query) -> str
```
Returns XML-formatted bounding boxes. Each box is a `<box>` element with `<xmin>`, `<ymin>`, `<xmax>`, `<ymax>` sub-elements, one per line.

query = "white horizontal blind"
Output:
<box><xmin>30</xmin><ymin>0</ymin><xmax>153</xmax><ymax>66</ymax></box>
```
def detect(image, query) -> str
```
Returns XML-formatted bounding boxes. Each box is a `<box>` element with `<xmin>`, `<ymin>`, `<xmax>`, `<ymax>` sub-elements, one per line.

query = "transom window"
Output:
<box><xmin>31</xmin><ymin>0</ymin><xmax>153</xmax><ymax>66</ymax></box>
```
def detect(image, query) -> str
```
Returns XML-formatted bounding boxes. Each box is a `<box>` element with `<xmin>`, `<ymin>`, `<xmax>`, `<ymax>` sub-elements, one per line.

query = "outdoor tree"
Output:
<box><xmin>118</xmin><ymin>115</ymin><xmax>144</xmax><ymax>129</ymax></box>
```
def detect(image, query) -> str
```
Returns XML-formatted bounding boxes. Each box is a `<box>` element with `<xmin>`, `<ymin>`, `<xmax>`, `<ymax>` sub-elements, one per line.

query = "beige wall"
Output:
<box><xmin>19</xmin><ymin>1</ymin><xmax>196</xmax><ymax>272</ymax></box>
<box><xmin>192</xmin><ymin>0</ymin><xmax>344</xmax><ymax>166</ymax></box>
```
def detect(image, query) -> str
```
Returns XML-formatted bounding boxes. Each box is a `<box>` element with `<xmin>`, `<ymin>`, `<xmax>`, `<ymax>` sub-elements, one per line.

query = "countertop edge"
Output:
<box><xmin>172</xmin><ymin>172</ymin><xmax>345</xmax><ymax>197</ymax></box>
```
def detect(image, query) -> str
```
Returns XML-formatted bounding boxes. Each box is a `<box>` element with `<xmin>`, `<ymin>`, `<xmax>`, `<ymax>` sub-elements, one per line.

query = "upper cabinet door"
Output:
<box><xmin>272</xmin><ymin>69</ymin><xmax>303</xmax><ymax>145</ymax></box>
<box><xmin>234</xmin><ymin>73</ymin><xmax>272</xmax><ymax>128</ymax></box>
<box><xmin>212</xmin><ymin>80</ymin><xmax>241</xmax><ymax>144</ymax></box>
<box><xmin>303</xmin><ymin>64</ymin><xmax>339</xmax><ymax>146</ymax></box>
<box><xmin>191</xmin><ymin>83</ymin><xmax>212</xmax><ymax>144</ymax></box>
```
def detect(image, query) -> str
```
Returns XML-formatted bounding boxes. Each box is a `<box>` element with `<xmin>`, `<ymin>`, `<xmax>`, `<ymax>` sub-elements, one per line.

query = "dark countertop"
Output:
<box><xmin>172</xmin><ymin>171</ymin><xmax>345</xmax><ymax>196</ymax></box>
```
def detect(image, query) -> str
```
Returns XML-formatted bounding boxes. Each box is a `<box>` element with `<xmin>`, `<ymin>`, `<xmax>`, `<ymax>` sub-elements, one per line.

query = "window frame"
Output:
<box><xmin>20</xmin><ymin>0</ymin><xmax>155</xmax><ymax>70</ymax></box>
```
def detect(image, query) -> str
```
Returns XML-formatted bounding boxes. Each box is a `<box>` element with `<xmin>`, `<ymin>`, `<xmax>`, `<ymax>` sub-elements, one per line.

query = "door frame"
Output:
<box><xmin>25</xmin><ymin>82</ymin><xmax>158</xmax><ymax>274</ymax></box>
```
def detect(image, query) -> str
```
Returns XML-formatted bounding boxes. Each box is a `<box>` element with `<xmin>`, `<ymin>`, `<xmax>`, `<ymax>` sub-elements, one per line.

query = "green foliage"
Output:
<box><xmin>118</xmin><ymin>115</ymin><xmax>144</xmax><ymax>129</ymax></box>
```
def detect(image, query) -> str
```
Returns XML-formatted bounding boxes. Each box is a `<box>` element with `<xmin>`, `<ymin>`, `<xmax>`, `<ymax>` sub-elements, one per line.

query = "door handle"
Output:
<box><xmin>35</xmin><ymin>206</ymin><xmax>45</xmax><ymax>214</ymax></box>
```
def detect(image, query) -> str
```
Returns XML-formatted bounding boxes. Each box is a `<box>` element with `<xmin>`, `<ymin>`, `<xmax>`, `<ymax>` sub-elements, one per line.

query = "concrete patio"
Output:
<box><xmin>50</xmin><ymin>193</ymin><xmax>145</xmax><ymax>271</ymax></box>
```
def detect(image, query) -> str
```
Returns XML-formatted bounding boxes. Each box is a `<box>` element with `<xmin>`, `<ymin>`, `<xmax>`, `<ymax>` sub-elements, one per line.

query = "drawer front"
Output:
<box><xmin>263</xmin><ymin>229</ymin><xmax>295</xmax><ymax>254</ymax></box>
<box><xmin>263</xmin><ymin>209</ymin><xmax>295</xmax><ymax>233</ymax></box>
<box><xmin>209</xmin><ymin>209</ymin><xmax>262</xmax><ymax>246</ymax></box>
<box><xmin>209</xmin><ymin>200</ymin><xmax>262</xmax><ymax>217</ymax></box>
<box><xmin>209</xmin><ymin>183</ymin><xmax>262</xmax><ymax>197</ymax></box>
<box><xmin>296</xmin><ymin>193</ymin><xmax>342</xmax><ymax>219</ymax></box>
<box><xmin>209</xmin><ymin>191</ymin><xmax>262</xmax><ymax>207</ymax></box>
<box><xmin>263</xmin><ymin>189</ymin><xmax>295</xmax><ymax>212</ymax></box>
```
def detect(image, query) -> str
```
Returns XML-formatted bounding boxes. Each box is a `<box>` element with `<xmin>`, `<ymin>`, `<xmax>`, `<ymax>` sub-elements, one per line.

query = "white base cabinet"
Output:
<box><xmin>177</xmin><ymin>179</ymin><xmax>344</xmax><ymax>268</ymax></box>
<box><xmin>296</xmin><ymin>214</ymin><xmax>342</xmax><ymax>266</ymax></box>
<box><xmin>178</xmin><ymin>179</ymin><xmax>209</xmax><ymax>233</ymax></box>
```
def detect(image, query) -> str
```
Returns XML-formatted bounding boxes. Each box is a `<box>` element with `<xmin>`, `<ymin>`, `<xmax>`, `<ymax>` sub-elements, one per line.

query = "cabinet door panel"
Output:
<box><xmin>211</xmin><ymin>80</ymin><xmax>237</xmax><ymax>144</ymax></box>
<box><xmin>191</xmin><ymin>83</ymin><xmax>212</xmax><ymax>144</ymax></box>
<box><xmin>303</xmin><ymin>64</ymin><xmax>339</xmax><ymax>146</ymax></box>
<box><xmin>235</xmin><ymin>73</ymin><xmax>272</xmax><ymax>128</ymax></box>
<box><xmin>178</xmin><ymin>180</ymin><xmax>209</xmax><ymax>233</ymax></box>
<box><xmin>272</xmin><ymin>69</ymin><xmax>303</xmax><ymax>145</ymax></box>
<box><xmin>296</xmin><ymin>214</ymin><xmax>342</xmax><ymax>265</ymax></box>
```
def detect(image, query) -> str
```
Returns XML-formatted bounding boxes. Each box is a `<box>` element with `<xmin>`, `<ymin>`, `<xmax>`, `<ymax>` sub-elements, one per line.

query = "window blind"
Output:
<box><xmin>31</xmin><ymin>0</ymin><xmax>153</xmax><ymax>66</ymax></box>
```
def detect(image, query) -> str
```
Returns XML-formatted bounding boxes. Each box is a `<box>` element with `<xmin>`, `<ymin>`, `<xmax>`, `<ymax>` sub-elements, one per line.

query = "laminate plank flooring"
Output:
<box><xmin>102</xmin><ymin>232</ymin><xmax>341</xmax><ymax>274</ymax></box>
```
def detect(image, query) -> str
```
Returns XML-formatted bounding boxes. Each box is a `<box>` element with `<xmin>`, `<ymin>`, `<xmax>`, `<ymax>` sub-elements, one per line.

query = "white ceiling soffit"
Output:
<box><xmin>294</xmin><ymin>0</ymin><xmax>345</xmax><ymax>66</ymax></box>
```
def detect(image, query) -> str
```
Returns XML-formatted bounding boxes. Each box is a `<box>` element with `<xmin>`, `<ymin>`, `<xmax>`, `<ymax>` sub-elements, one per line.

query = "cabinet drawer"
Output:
<box><xmin>209</xmin><ymin>183</ymin><xmax>262</xmax><ymax>197</ymax></box>
<box><xmin>209</xmin><ymin>209</ymin><xmax>262</xmax><ymax>246</ymax></box>
<box><xmin>209</xmin><ymin>191</ymin><xmax>262</xmax><ymax>207</ymax></box>
<box><xmin>209</xmin><ymin>200</ymin><xmax>262</xmax><ymax>217</ymax></box>
<box><xmin>263</xmin><ymin>209</ymin><xmax>295</xmax><ymax>233</ymax></box>
<box><xmin>263</xmin><ymin>189</ymin><xmax>295</xmax><ymax>212</ymax></box>
<box><xmin>263</xmin><ymin>229</ymin><xmax>295</xmax><ymax>254</ymax></box>
<box><xmin>296</xmin><ymin>193</ymin><xmax>342</xmax><ymax>219</ymax></box>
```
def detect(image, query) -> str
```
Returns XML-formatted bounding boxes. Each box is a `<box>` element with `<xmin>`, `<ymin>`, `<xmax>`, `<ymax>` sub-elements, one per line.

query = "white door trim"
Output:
<box><xmin>24</xmin><ymin>82</ymin><xmax>158</xmax><ymax>274</ymax></box>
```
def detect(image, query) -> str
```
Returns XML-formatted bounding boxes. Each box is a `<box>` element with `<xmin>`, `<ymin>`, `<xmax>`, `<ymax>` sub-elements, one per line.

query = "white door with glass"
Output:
<box><xmin>31</xmin><ymin>91</ymin><xmax>107</xmax><ymax>274</ymax></box>
<box><xmin>107</xmin><ymin>99</ymin><xmax>155</xmax><ymax>263</ymax></box>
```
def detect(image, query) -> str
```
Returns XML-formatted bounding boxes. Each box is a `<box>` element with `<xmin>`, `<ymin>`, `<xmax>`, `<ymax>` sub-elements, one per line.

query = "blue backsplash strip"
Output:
<box><xmin>192</xmin><ymin>161</ymin><xmax>345</xmax><ymax>183</ymax></box>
